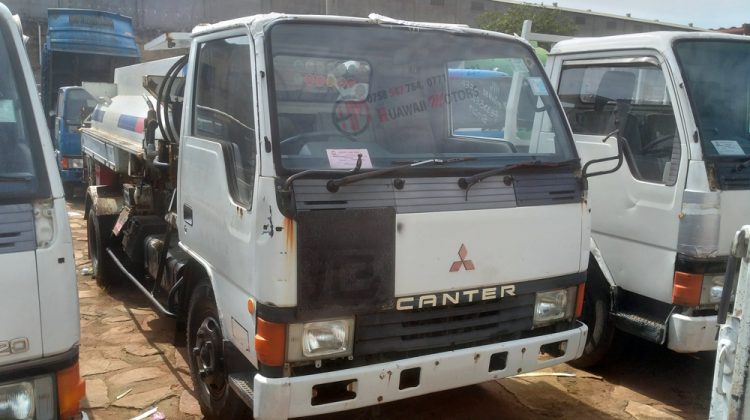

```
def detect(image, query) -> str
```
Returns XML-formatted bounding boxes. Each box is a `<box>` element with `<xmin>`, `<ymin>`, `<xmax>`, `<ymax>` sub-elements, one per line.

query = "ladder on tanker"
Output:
<box><xmin>710</xmin><ymin>225</ymin><xmax>750</xmax><ymax>419</ymax></box>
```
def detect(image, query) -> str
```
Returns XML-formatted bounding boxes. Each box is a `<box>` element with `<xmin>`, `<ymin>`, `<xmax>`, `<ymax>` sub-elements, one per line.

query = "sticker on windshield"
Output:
<box><xmin>326</xmin><ymin>149</ymin><xmax>373</xmax><ymax>169</ymax></box>
<box><xmin>711</xmin><ymin>140</ymin><xmax>745</xmax><ymax>155</ymax></box>
<box><xmin>0</xmin><ymin>100</ymin><xmax>15</xmax><ymax>123</ymax></box>
<box><xmin>526</xmin><ymin>77</ymin><xmax>548</xmax><ymax>96</ymax></box>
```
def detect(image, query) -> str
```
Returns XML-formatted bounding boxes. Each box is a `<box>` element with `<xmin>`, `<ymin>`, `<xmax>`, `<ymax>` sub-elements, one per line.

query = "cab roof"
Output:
<box><xmin>550</xmin><ymin>31</ymin><xmax>750</xmax><ymax>56</ymax></box>
<box><xmin>190</xmin><ymin>12</ymin><xmax>523</xmax><ymax>45</ymax></box>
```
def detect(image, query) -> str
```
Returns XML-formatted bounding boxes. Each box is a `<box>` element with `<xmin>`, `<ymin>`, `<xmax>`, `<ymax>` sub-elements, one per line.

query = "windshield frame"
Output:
<box><xmin>264</xmin><ymin>20</ymin><xmax>578</xmax><ymax>176</ymax></box>
<box><xmin>672</xmin><ymin>38</ymin><xmax>750</xmax><ymax>160</ymax></box>
<box><xmin>0</xmin><ymin>17</ymin><xmax>51</xmax><ymax>202</ymax></box>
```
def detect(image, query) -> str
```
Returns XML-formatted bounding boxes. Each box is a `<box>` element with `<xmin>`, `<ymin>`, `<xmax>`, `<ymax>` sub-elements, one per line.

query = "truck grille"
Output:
<box><xmin>354</xmin><ymin>294</ymin><xmax>535</xmax><ymax>357</ymax></box>
<box><xmin>0</xmin><ymin>204</ymin><xmax>35</xmax><ymax>255</ymax></box>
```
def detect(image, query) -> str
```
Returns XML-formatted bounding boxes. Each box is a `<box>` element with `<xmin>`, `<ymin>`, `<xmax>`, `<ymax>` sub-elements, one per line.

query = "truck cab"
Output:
<box><xmin>82</xmin><ymin>14</ymin><xmax>590</xmax><ymax>419</ymax></box>
<box><xmin>546</xmin><ymin>32</ymin><xmax>750</xmax><ymax>364</ymax></box>
<box><xmin>54</xmin><ymin>86</ymin><xmax>96</xmax><ymax>188</ymax></box>
<box><xmin>0</xmin><ymin>3</ymin><xmax>85</xmax><ymax>419</ymax></box>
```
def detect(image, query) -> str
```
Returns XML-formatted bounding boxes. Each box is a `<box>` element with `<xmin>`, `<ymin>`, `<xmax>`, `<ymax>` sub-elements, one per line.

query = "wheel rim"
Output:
<box><xmin>192</xmin><ymin>315</ymin><xmax>227</xmax><ymax>398</ymax></box>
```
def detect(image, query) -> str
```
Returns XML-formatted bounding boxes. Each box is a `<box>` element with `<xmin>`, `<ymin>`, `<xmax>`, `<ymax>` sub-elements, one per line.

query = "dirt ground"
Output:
<box><xmin>69</xmin><ymin>199</ymin><xmax>715</xmax><ymax>419</ymax></box>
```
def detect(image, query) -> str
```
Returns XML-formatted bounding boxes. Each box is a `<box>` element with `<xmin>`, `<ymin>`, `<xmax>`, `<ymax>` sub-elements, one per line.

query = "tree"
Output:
<box><xmin>477</xmin><ymin>5</ymin><xmax>577</xmax><ymax>38</ymax></box>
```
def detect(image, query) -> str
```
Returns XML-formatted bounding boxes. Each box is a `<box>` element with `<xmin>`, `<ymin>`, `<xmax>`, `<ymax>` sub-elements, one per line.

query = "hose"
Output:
<box><xmin>156</xmin><ymin>55</ymin><xmax>188</xmax><ymax>145</ymax></box>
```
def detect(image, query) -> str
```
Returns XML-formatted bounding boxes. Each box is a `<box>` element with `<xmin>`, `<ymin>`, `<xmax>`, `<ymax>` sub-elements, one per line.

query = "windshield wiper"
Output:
<box><xmin>283</xmin><ymin>154</ymin><xmax>365</xmax><ymax>190</ymax></box>
<box><xmin>734</xmin><ymin>157</ymin><xmax>750</xmax><ymax>173</ymax></box>
<box><xmin>326</xmin><ymin>157</ymin><xmax>475</xmax><ymax>192</ymax></box>
<box><xmin>457</xmin><ymin>159</ymin><xmax>579</xmax><ymax>199</ymax></box>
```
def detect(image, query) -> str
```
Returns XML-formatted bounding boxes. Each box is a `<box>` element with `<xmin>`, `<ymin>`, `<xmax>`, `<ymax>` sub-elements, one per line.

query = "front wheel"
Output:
<box><xmin>186</xmin><ymin>282</ymin><xmax>251</xmax><ymax>419</ymax></box>
<box><xmin>569</xmin><ymin>279</ymin><xmax>616</xmax><ymax>368</ymax></box>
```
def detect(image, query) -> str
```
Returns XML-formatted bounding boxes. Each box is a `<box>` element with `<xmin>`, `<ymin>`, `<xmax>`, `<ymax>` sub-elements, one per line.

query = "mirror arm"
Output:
<box><xmin>582</xmin><ymin>130</ymin><xmax>625</xmax><ymax>179</ymax></box>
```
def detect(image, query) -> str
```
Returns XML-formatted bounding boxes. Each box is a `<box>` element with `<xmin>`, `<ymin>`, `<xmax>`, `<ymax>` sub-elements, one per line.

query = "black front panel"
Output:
<box><xmin>296</xmin><ymin>208</ymin><xmax>395</xmax><ymax>318</ymax></box>
<box><xmin>711</xmin><ymin>161</ymin><xmax>750</xmax><ymax>190</ymax></box>
<box><xmin>513</xmin><ymin>172</ymin><xmax>582</xmax><ymax>207</ymax></box>
<box><xmin>355</xmin><ymin>294</ymin><xmax>535</xmax><ymax>357</ymax></box>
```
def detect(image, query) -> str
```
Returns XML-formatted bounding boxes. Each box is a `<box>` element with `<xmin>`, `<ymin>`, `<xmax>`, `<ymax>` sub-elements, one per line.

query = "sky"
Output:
<box><xmin>549</xmin><ymin>0</ymin><xmax>747</xmax><ymax>29</ymax></box>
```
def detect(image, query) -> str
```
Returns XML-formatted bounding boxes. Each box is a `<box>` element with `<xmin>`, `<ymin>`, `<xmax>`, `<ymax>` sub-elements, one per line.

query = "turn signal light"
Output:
<box><xmin>57</xmin><ymin>361</ymin><xmax>85</xmax><ymax>419</ymax></box>
<box><xmin>575</xmin><ymin>283</ymin><xmax>586</xmax><ymax>318</ymax></box>
<box><xmin>255</xmin><ymin>318</ymin><xmax>286</xmax><ymax>367</ymax></box>
<box><xmin>672</xmin><ymin>272</ymin><xmax>703</xmax><ymax>307</ymax></box>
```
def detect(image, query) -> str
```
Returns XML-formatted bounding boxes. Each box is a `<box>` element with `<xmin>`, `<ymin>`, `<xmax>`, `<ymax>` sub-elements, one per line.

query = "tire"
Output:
<box><xmin>187</xmin><ymin>282</ymin><xmax>251</xmax><ymax>419</ymax></box>
<box><xmin>86</xmin><ymin>211</ymin><xmax>120</xmax><ymax>288</ymax></box>
<box><xmin>569</xmin><ymin>274</ymin><xmax>617</xmax><ymax>369</ymax></box>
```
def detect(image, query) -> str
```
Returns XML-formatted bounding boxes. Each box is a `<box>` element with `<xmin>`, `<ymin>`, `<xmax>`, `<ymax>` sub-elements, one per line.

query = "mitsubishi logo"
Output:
<box><xmin>449</xmin><ymin>244</ymin><xmax>475</xmax><ymax>272</ymax></box>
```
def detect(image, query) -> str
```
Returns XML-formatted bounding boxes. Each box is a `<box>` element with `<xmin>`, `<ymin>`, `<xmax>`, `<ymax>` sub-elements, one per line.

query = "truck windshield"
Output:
<box><xmin>0</xmin><ymin>24</ymin><xmax>49</xmax><ymax>200</ymax></box>
<box><xmin>63</xmin><ymin>88</ymin><xmax>96</xmax><ymax>125</ymax></box>
<box><xmin>268</xmin><ymin>22</ymin><xmax>575</xmax><ymax>172</ymax></box>
<box><xmin>674</xmin><ymin>40</ymin><xmax>750</xmax><ymax>158</ymax></box>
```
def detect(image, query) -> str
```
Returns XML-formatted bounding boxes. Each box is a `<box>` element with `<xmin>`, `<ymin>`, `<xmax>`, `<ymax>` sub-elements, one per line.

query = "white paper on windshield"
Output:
<box><xmin>0</xmin><ymin>100</ymin><xmax>15</xmax><ymax>123</ymax></box>
<box><xmin>711</xmin><ymin>140</ymin><xmax>745</xmax><ymax>155</ymax></box>
<box><xmin>527</xmin><ymin>77</ymin><xmax>548</xmax><ymax>96</ymax></box>
<box><xmin>326</xmin><ymin>149</ymin><xmax>373</xmax><ymax>169</ymax></box>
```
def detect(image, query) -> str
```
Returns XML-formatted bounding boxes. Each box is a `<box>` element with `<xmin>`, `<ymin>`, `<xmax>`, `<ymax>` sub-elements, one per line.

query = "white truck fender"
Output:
<box><xmin>589</xmin><ymin>237</ymin><xmax>616</xmax><ymax>288</ymax></box>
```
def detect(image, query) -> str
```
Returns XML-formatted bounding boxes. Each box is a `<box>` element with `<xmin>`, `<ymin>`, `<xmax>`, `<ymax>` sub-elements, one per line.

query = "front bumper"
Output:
<box><xmin>253</xmin><ymin>322</ymin><xmax>587</xmax><ymax>419</ymax></box>
<box><xmin>667</xmin><ymin>313</ymin><xmax>719</xmax><ymax>352</ymax></box>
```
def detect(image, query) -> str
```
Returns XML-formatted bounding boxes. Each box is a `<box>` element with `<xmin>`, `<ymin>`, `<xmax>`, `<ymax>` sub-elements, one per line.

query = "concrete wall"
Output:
<box><xmin>7</xmin><ymin>0</ymin><xmax>698</xmax><ymax>80</ymax></box>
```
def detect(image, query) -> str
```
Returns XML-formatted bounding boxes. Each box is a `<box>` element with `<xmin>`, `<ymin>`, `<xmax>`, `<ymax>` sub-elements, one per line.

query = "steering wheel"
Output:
<box><xmin>641</xmin><ymin>133</ymin><xmax>675</xmax><ymax>155</ymax></box>
<box><xmin>279</xmin><ymin>131</ymin><xmax>359</xmax><ymax>154</ymax></box>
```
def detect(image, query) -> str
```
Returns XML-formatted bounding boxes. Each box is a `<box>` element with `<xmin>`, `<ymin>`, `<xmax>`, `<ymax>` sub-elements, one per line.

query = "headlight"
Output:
<box><xmin>287</xmin><ymin>318</ymin><xmax>354</xmax><ymax>361</ymax></box>
<box><xmin>701</xmin><ymin>275</ymin><xmax>725</xmax><ymax>306</ymax></box>
<box><xmin>0</xmin><ymin>375</ymin><xmax>55</xmax><ymax>420</ymax></box>
<box><xmin>533</xmin><ymin>287</ymin><xmax>577</xmax><ymax>327</ymax></box>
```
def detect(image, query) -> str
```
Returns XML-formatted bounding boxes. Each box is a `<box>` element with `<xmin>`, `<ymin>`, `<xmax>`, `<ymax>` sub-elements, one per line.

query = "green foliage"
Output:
<box><xmin>477</xmin><ymin>5</ymin><xmax>577</xmax><ymax>37</ymax></box>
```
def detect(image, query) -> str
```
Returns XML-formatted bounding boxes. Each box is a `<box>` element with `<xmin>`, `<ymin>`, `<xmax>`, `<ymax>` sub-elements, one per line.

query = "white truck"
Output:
<box><xmin>545</xmin><ymin>32</ymin><xmax>750</xmax><ymax>366</ymax></box>
<box><xmin>0</xmin><ymin>3</ymin><xmax>86</xmax><ymax>419</ymax></box>
<box><xmin>81</xmin><ymin>13</ymin><xmax>596</xmax><ymax>419</ymax></box>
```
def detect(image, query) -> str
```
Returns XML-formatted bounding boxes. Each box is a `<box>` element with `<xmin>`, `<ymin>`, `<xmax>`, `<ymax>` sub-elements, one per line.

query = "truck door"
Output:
<box><xmin>178</xmin><ymin>32</ymin><xmax>260</xmax><ymax>362</ymax></box>
<box><xmin>550</xmin><ymin>54</ymin><xmax>688</xmax><ymax>304</ymax></box>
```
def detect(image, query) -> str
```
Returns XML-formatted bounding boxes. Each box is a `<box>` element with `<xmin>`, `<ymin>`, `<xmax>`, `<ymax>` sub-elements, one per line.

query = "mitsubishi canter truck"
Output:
<box><xmin>0</xmin><ymin>3</ymin><xmax>86</xmax><ymax>419</ymax></box>
<box><xmin>80</xmin><ymin>13</ymin><xmax>596</xmax><ymax>419</ymax></box>
<box><xmin>546</xmin><ymin>32</ymin><xmax>750</xmax><ymax>366</ymax></box>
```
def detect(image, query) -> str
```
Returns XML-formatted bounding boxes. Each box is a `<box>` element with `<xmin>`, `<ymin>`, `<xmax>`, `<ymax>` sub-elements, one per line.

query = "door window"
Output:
<box><xmin>559</xmin><ymin>61</ymin><xmax>681</xmax><ymax>185</ymax></box>
<box><xmin>192</xmin><ymin>35</ymin><xmax>256</xmax><ymax>207</ymax></box>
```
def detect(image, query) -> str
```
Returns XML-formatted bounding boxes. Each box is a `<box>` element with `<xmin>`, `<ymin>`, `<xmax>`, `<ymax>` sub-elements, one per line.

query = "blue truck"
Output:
<box><xmin>42</xmin><ymin>8</ymin><xmax>140</xmax><ymax>189</ymax></box>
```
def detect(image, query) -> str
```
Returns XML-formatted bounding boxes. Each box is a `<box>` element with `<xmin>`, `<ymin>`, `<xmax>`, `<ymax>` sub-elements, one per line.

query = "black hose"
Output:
<box><xmin>156</xmin><ymin>55</ymin><xmax>188</xmax><ymax>145</ymax></box>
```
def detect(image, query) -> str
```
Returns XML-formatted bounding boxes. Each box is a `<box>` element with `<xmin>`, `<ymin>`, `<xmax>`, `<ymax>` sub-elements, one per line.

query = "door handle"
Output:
<box><xmin>184</xmin><ymin>204</ymin><xmax>193</xmax><ymax>226</ymax></box>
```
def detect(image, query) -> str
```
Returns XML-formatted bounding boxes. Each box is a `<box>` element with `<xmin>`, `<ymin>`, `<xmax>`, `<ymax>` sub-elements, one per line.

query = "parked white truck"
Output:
<box><xmin>546</xmin><ymin>32</ymin><xmax>750</xmax><ymax>366</ymax></box>
<box><xmin>81</xmin><ymin>13</ymin><xmax>596</xmax><ymax>419</ymax></box>
<box><xmin>0</xmin><ymin>3</ymin><xmax>86</xmax><ymax>419</ymax></box>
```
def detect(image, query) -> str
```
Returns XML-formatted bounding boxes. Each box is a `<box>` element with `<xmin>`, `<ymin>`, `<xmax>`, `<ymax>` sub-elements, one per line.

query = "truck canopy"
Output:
<box><xmin>46</xmin><ymin>8</ymin><xmax>139</xmax><ymax>57</ymax></box>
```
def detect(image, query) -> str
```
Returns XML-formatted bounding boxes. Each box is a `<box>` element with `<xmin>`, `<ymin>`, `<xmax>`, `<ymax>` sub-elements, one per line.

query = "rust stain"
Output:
<box><xmin>283</xmin><ymin>217</ymin><xmax>295</xmax><ymax>251</ymax></box>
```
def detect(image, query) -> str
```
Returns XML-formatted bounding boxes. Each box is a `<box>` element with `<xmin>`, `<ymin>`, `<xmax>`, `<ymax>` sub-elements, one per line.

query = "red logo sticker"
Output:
<box><xmin>450</xmin><ymin>244</ymin><xmax>475</xmax><ymax>272</ymax></box>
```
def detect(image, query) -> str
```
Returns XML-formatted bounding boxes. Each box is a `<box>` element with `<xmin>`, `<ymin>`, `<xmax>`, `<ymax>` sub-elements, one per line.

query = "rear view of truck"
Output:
<box><xmin>0</xmin><ymin>3</ymin><xmax>85</xmax><ymax>419</ymax></box>
<box><xmin>42</xmin><ymin>8</ymin><xmax>139</xmax><ymax>188</ymax></box>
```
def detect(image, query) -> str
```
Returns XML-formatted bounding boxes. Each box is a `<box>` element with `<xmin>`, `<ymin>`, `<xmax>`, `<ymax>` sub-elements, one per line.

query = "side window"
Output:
<box><xmin>559</xmin><ymin>62</ymin><xmax>681</xmax><ymax>185</ymax></box>
<box><xmin>192</xmin><ymin>35</ymin><xmax>256</xmax><ymax>207</ymax></box>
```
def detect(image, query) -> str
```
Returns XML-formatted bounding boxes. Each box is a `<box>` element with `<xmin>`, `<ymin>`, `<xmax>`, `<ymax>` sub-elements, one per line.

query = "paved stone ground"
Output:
<box><xmin>69</xmin><ymin>199</ymin><xmax>714</xmax><ymax>419</ymax></box>
<box><xmin>70</xmin><ymin>201</ymin><xmax>201</xmax><ymax>419</ymax></box>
